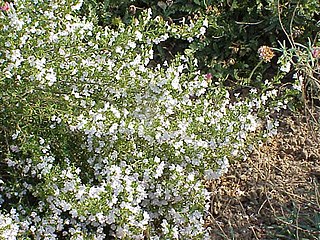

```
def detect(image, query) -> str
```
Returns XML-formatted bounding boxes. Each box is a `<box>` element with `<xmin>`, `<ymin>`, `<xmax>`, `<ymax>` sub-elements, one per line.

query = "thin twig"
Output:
<box><xmin>257</xmin><ymin>199</ymin><xmax>268</xmax><ymax>215</ymax></box>
<box><xmin>289</xmin><ymin>1</ymin><xmax>299</xmax><ymax>43</ymax></box>
<box><xmin>277</xmin><ymin>0</ymin><xmax>294</xmax><ymax>48</ymax></box>
<box><xmin>295</xmin><ymin>205</ymin><xmax>300</xmax><ymax>240</ymax></box>
<box><xmin>235</xmin><ymin>20</ymin><xmax>264</xmax><ymax>25</ymax></box>
<box><xmin>313</xmin><ymin>179</ymin><xmax>320</xmax><ymax>208</ymax></box>
<box><xmin>275</xmin><ymin>217</ymin><xmax>320</xmax><ymax>235</ymax></box>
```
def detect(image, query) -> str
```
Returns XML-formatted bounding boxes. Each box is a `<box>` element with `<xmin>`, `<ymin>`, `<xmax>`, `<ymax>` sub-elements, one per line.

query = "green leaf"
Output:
<box><xmin>193</xmin><ymin>0</ymin><xmax>201</xmax><ymax>5</ymax></box>
<box><xmin>157</xmin><ymin>1</ymin><xmax>167</xmax><ymax>11</ymax></box>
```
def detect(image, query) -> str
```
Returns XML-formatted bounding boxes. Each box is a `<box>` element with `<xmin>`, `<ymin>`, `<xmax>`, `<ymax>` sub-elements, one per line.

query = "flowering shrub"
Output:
<box><xmin>0</xmin><ymin>0</ymin><xmax>286</xmax><ymax>239</ymax></box>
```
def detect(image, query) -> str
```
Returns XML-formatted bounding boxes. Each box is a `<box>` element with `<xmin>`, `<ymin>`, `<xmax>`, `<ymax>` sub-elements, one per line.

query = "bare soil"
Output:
<box><xmin>209</xmin><ymin>112</ymin><xmax>320</xmax><ymax>239</ymax></box>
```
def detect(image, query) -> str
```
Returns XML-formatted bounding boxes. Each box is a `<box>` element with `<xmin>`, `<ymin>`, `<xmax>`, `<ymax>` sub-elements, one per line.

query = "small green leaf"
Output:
<box><xmin>157</xmin><ymin>1</ymin><xmax>167</xmax><ymax>11</ymax></box>
<box><xmin>193</xmin><ymin>0</ymin><xmax>201</xmax><ymax>5</ymax></box>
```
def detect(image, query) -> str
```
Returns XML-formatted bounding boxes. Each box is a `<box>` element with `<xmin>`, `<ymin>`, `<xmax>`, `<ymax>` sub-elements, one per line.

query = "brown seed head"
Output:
<box><xmin>258</xmin><ymin>46</ymin><xmax>275</xmax><ymax>62</ymax></box>
<box><xmin>129</xmin><ymin>5</ymin><xmax>136</xmax><ymax>14</ymax></box>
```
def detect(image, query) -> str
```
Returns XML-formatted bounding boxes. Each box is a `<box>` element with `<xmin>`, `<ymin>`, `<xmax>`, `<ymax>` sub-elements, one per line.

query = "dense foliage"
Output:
<box><xmin>0</xmin><ymin>0</ymin><xmax>319</xmax><ymax>239</ymax></box>
<box><xmin>82</xmin><ymin>0</ymin><xmax>319</xmax><ymax>81</ymax></box>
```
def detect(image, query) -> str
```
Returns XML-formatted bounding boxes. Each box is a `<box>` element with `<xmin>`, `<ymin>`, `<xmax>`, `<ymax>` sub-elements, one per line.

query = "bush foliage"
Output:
<box><xmin>82</xmin><ymin>0</ymin><xmax>319</xmax><ymax>81</ymax></box>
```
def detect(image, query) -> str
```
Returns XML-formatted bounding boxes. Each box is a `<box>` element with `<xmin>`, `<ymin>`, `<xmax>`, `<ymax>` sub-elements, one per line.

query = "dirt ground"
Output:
<box><xmin>209</xmin><ymin>112</ymin><xmax>320</xmax><ymax>239</ymax></box>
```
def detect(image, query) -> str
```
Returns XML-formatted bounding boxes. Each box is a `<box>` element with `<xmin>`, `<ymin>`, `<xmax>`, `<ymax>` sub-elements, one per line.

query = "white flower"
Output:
<box><xmin>203</xmin><ymin>19</ymin><xmax>209</xmax><ymax>27</ymax></box>
<box><xmin>171</xmin><ymin>77</ymin><xmax>180</xmax><ymax>89</ymax></box>
<box><xmin>172</xmin><ymin>226</ymin><xmax>179</xmax><ymax>239</ymax></box>
<box><xmin>154</xmin><ymin>156</ymin><xmax>161</xmax><ymax>163</ymax></box>
<box><xmin>136</xmin><ymin>211</ymin><xmax>150</xmax><ymax>226</ymax></box>
<box><xmin>128</xmin><ymin>40</ymin><xmax>136</xmax><ymax>49</ymax></box>
<box><xmin>135</xmin><ymin>30</ymin><xmax>142</xmax><ymax>41</ymax></box>
<box><xmin>11</xmin><ymin>130</ymin><xmax>20</xmax><ymax>140</ymax></box>
<box><xmin>58</xmin><ymin>48</ymin><xmax>66</xmax><ymax>56</ymax></box>
<box><xmin>292</xmin><ymin>73</ymin><xmax>303</xmax><ymax>91</ymax></box>
<box><xmin>39</xmin><ymin>137</ymin><xmax>45</xmax><ymax>145</ymax></box>
<box><xmin>280</xmin><ymin>61</ymin><xmax>291</xmax><ymax>72</ymax></box>
<box><xmin>131</xmin><ymin>54</ymin><xmax>141</xmax><ymax>66</ymax></box>
<box><xmin>261</xmin><ymin>94</ymin><xmax>268</xmax><ymax>105</ymax></box>
<box><xmin>199</xmin><ymin>27</ymin><xmax>206</xmax><ymax>35</ymax></box>
<box><xmin>161</xmin><ymin>219</ymin><xmax>169</xmax><ymax>234</ymax></box>
<box><xmin>9</xmin><ymin>145</ymin><xmax>19</xmax><ymax>153</ymax></box>
<box><xmin>154</xmin><ymin>161</ymin><xmax>165</xmax><ymax>179</ymax></box>
<box><xmin>9</xmin><ymin>10</ymin><xmax>24</xmax><ymax>31</ymax></box>
<box><xmin>34</xmin><ymin>58</ymin><xmax>46</xmax><ymax>70</ymax></box>
<box><xmin>71</xmin><ymin>0</ymin><xmax>83</xmax><ymax>11</ymax></box>
<box><xmin>88</xmin><ymin>186</ymin><xmax>104</xmax><ymax>199</ymax></box>
<box><xmin>135</xmin><ymin>31</ymin><xmax>143</xmax><ymax>41</ymax></box>
<box><xmin>10</xmin><ymin>49</ymin><xmax>22</xmax><ymax>63</ymax></box>
<box><xmin>0</xmin><ymin>213</ymin><xmax>19</xmax><ymax>240</ymax></box>
<box><xmin>187</xmin><ymin>37</ymin><xmax>194</xmax><ymax>42</ymax></box>
<box><xmin>75</xmin><ymin>186</ymin><xmax>86</xmax><ymax>200</ymax></box>
<box><xmin>116</xmin><ymin>226</ymin><xmax>125</xmax><ymax>238</ymax></box>
<box><xmin>45</xmin><ymin>68</ymin><xmax>57</xmax><ymax>86</ymax></box>
<box><xmin>115</xmin><ymin>46</ymin><xmax>123</xmax><ymax>55</ymax></box>
<box><xmin>49</xmin><ymin>32</ymin><xmax>59</xmax><ymax>43</ymax></box>
<box><xmin>110</xmin><ymin>106</ymin><xmax>121</xmax><ymax>118</ymax></box>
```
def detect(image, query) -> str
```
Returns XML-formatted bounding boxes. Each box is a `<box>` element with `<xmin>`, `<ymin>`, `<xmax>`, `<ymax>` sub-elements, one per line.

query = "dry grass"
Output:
<box><xmin>208</xmin><ymin>112</ymin><xmax>320</xmax><ymax>239</ymax></box>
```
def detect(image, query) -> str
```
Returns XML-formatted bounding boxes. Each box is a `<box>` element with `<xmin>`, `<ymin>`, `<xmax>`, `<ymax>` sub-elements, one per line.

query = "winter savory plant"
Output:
<box><xmin>0</xmin><ymin>0</ymin><xmax>285</xmax><ymax>239</ymax></box>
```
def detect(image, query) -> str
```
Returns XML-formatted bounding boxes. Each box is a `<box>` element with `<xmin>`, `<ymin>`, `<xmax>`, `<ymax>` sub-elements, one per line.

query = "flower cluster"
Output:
<box><xmin>0</xmin><ymin>0</ymin><xmax>286</xmax><ymax>239</ymax></box>
<box><xmin>312</xmin><ymin>47</ymin><xmax>320</xmax><ymax>59</ymax></box>
<box><xmin>258</xmin><ymin>45</ymin><xmax>275</xmax><ymax>62</ymax></box>
<box><xmin>0</xmin><ymin>211</ymin><xmax>19</xmax><ymax>240</ymax></box>
<box><xmin>0</xmin><ymin>1</ymin><xmax>9</xmax><ymax>11</ymax></box>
